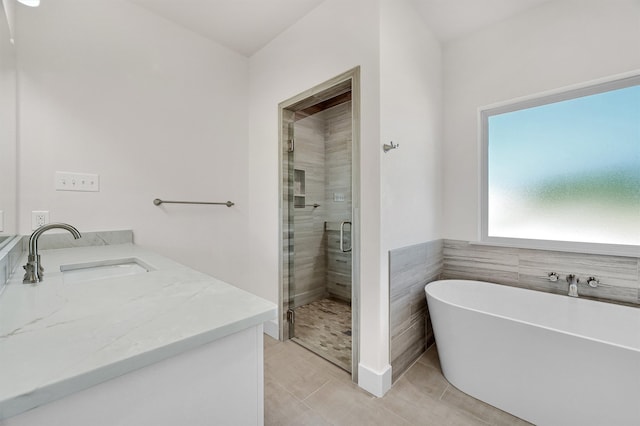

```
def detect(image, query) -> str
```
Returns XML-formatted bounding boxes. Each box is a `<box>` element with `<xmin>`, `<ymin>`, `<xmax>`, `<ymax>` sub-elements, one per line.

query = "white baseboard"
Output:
<box><xmin>358</xmin><ymin>363</ymin><xmax>392</xmax><ymax>397</ymax></box>
<box><xmin>263</xmin><ymin>319</ymin><xmax>279</xmax><ymax>340</ymax></box>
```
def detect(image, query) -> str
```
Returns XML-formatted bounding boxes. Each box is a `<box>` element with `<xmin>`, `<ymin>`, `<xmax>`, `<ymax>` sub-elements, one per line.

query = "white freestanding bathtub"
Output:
<box><xmin>425</xmin><ymin>279</ymin><xmax>640</xmax><ymax>426</ymax></box>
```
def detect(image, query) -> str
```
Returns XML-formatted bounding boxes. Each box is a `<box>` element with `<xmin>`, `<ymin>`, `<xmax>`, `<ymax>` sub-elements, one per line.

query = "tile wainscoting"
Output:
<box><xmin>442</xmin><ymin>239</ymin><xmax>640</xmax><ymax>306</ymax></box>
<box><xmin>389</xmin><ymin>238</ymin><xmax>639</xmax><ymax>384</ymax></box>
<box><xmin>389</xmin><ymin>239</ymin><xmax>443</xmax><ymax>382</ymax></box>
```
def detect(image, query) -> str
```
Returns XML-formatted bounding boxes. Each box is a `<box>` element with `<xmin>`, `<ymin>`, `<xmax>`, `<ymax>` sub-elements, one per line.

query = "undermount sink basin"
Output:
<box><xmin>60</xmin><ymin>258</ymin><xmax>154</xmax><ymax>283</ymax></box>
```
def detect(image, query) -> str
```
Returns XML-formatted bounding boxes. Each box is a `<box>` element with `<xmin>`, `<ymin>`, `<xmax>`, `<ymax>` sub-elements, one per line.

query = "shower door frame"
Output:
<box><xmin>278</xmin><ymin>67</ymin><xmax>361</xmax><ymax>381</ymax></box>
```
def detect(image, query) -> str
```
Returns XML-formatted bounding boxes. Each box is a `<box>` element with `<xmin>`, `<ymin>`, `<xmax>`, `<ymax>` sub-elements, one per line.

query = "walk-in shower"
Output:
<box><xmin>280</xmin><ymin>69</ymin><xmax>360</xmax><ymax>376</ymax></box>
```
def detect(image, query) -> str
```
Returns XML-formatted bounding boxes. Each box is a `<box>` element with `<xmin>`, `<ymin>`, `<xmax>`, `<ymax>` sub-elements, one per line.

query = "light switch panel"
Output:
<box><xmin>55</xmin><ymin>172</ymin><xmax>100</xmax><ymax>192</ymax></box>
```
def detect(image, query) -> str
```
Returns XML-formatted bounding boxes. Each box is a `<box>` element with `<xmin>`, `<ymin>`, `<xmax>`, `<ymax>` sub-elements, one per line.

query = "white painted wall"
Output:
<box><xmin>248</xmin><ymin>0</ymin><xmax>386</xmax><ymax>389</ymax></box>
<box><xmin>0</xmin><ymin>3</ymin><xmax>16</xmax><ymax>235</ymax></box>
<box><xmin>380</xmin><ymin>1</ymin><xmax>443</xmax><ymax>250</ymax></box>
<box><xmin>442</xmin><ymin>0</ymin><xmax>640</xmax><ymax>240</ymax></box>
<box><xmin>15</xmin><ymin>0</ymin><xmax>251</xmax><ymax>287</ymax></box>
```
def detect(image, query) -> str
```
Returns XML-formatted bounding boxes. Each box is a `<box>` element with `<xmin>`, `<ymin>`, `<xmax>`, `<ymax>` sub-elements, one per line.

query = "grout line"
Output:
<box><xmin>435</xmin><ymin>385</ymin><xmax>494</xmax><ymax>426</ymax></box>
<box><xmin>439</xmin><ymin>383</ymin><xmax>449</xmax><ymax>400</ymax></box>
<box><xmin>392</xmin><ymin>348</ymin><xmax>429</xmax><ymax>383</ymax></box>
<box><xmin>301</xmin><ymin>378</ymin><xmax>333</xmax><ymax>402</ymax></box>
<box><xmin>290</xmin><ymin>392</ymin><xmax>336</xmax><ymax>426</ymax></box>
<box><xmin>265</xmin><ymin>373</ymin><xmax>308</xmax><ymax>408</ymax></box>
<box><xmin>374</xmin><ymin>402</ymin><xmax>415</xmax><ymax>426</ymax></box>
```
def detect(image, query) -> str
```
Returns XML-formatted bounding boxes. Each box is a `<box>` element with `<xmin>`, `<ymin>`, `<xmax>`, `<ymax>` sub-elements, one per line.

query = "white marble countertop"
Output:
<box><xmin>0</xmin><ymin>244</ymin><xmax>276</xmax><ymax>420</ymax></box>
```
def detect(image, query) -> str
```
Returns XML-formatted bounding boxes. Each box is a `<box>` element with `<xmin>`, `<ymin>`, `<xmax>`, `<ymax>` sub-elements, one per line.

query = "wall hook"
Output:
<box><xmin>383</xmin><ymin>141</ymin><xmax>399</xmax><ymax>153</ymax></box>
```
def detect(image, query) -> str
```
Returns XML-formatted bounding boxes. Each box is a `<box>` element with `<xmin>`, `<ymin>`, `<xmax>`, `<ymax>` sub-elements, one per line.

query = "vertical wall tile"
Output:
<box><xmin>637</xmin><ymin>259</ymin><xmax>640</xmax><ymax>304</ymax></box>
<box><xmin>441</xmin><ymin>239</ymin><xmax>640</xmax><ymax>306</ymax></box>
<box><xmin>324</xmin><ymin>101</ymin><xmax>352</xmax><ymax>225</ymax></box>
<box><xmin>442</xmin><ymin>240</ymin><xmax>519</xmax><ymax>286</ymax></box>
<box><xmin>518</xmin><ymin>249</ymin><xmax>639</xmax><ymax>303</ymax></box>
<box><xmin>292</xmin><ymin>113</ymin><xmax>328</xmax><ymax>306</ymax></box>
<box><xmin>324</xmin><ymin>102</ymin><xmax>353</xmax><ymax>301</ymax></box>
<box><xmin>389</xmin><ymin>239</ymin><xmax>443</xmax><ymax>382</ymax></box>
<box><xmin>281</xmin><ymin>99</ymin><xmax>354</xmax><ymax>334</ymax></box>
<box><xmin>281</xmin><ymin>112</ymin><xmax>294</xmax><ymax>334</ymax></box>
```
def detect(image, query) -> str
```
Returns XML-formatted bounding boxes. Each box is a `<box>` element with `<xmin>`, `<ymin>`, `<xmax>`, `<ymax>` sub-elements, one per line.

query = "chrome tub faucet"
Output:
<box><xmin>23</xmin><ymin>223</ymin><xmax>81</xmax><ymax>284</ymax></box>
<box><xmin>566</xmin><ymin>274</ymin><xmax>579</xmax><ymax>298</ymax></box>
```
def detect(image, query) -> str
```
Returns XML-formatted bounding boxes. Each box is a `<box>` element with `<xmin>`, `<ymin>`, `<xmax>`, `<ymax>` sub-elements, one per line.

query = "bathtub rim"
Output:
<box><xmin>425</xmin><ymin>279</ymin><xmax>640</xmax><ymax>353</ymax></box>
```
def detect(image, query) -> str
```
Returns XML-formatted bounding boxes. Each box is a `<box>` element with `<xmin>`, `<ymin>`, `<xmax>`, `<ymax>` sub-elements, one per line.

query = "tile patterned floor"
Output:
<box><xmin>264</xmin><ymin>336</ymin><xmax>532</xmax><ymax>426</ymax></box>
<box><xmin>291</xmin><ymin>298</ymin><xmax>352</xmax><ymax>372</ymax></box>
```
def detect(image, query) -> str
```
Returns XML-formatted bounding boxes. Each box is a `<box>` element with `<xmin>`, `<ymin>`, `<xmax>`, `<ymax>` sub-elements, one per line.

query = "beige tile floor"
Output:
<box><xmin>264</xmin><ymin>336</ymin><xmax>532</xmax><ymax>426</ymax></box>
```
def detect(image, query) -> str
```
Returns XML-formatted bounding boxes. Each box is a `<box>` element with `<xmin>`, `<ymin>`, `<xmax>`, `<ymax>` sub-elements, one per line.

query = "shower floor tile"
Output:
<box><xmin>292</xmin><ymin>297</ymin><xmax>351</xmax><ymax>372</ymax></box>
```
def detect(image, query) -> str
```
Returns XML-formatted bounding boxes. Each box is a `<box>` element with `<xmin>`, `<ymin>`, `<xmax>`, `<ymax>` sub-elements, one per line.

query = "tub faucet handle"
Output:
<box><xmin>586</xmin><ymin>277</ymin><xmax>599</xmax><ymax>288</ymax></box>
<box><xmin>548</xmin><ymin>272</ymin><xmax>559</xmax><ymax>282</ymax></box>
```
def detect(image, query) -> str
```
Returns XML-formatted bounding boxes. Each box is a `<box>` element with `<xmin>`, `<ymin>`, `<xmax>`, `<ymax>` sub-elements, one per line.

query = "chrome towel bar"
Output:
<box><xmin>153</xmin><ymin>198</ymin><xmax>234</xmax><ymax>207</ymax></box>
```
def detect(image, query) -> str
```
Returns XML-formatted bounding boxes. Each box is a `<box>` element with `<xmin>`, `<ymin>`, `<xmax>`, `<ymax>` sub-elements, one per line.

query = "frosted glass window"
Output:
<box><xmin>482</xmin><ymin>76</ymin><xmax>640</xmax><ymax>250</ymax></box>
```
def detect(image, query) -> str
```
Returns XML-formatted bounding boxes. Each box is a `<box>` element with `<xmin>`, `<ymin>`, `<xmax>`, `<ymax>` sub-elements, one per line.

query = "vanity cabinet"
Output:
<box><xmin>4</xmin><ymin>326</ymin><xmax>265</xmax><ymax>426</ymax></box>
<box><xmin>1</xmin><ymin>242</ymin><xmax>276</xmax><ymax>426</ymax></box>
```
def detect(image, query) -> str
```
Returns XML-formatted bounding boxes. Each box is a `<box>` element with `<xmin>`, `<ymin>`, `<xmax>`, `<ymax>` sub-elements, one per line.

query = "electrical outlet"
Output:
<box><xmin>32</xmin><ymin>211</ymin><xmax>49</xmax><ymax>230</ymax></box>
<box><xmin>55</xmin><ymin>172</ymin><xmax>100</xmax><ymax>192</ymax></box>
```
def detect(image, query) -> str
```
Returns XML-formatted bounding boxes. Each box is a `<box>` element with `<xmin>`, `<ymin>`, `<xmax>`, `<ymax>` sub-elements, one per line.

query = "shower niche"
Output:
<box><xmin>294</xmin><ymin>169</ymin><xmax>305</xmax><ymax>208</ymax></box>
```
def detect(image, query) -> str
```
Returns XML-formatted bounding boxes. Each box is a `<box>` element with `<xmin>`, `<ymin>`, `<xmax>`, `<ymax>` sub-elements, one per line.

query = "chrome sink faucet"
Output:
<box><xmin>23</xmin><ymin>223</ymin><xmax>81</xmax><ymax>284</ymax></box>
<box><xmin>566</xmin><ymin>274</ymin><xmax>579</xmax><ymax>298</ymax></box>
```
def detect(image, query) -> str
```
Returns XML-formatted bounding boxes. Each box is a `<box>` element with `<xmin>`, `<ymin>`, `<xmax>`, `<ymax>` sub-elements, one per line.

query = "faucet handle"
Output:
<box><xmin>586</xmin><ymin>277</ymin><xmax>599</xmax><ymax>288</ymax></box>
<box><xmin>548</xmin><ymin>272</ymin><xmax>559</xmax><ymax>282</ymax></box>
<box><xmin>23</xmin><ymin>262</ymin><xmax>38</xmax><ymax>284</ymax></box>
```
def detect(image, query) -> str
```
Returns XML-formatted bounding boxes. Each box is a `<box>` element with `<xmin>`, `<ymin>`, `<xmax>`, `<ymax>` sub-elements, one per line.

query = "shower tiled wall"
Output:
<box><xmin>324</xmin><ymin>101</ymin><xmax>352</xmax><ymax>301</ymax></box>
<box><xmin>292</xmin><ymin>113</ymin><xmax>328</xmax><ymax>307</ymax></box>
<box><xmin>389</xmin><ymin>239</ymin><xmax>443</xmax><ymax>382</ymax></box>
<box><xmin>442</xmin><ymin>239</ymin><xmax>640</xmax><ymax>306</ymax></box>
<box><xmin>324</xmin><ymin>101</ymin><xmax>352</xmax><ymax>224</ymax></box>
<box><xmin>290</xmin><ymin>100</ymin><xmax>353</xmax><ymax>307</ymax></box>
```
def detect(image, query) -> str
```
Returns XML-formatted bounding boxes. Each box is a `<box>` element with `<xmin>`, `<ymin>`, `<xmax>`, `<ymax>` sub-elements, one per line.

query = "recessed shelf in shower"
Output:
<box><xmin>294</xmin><ymin>169</ymin><xmax>306</xmax><ymax>208</ymax></box>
